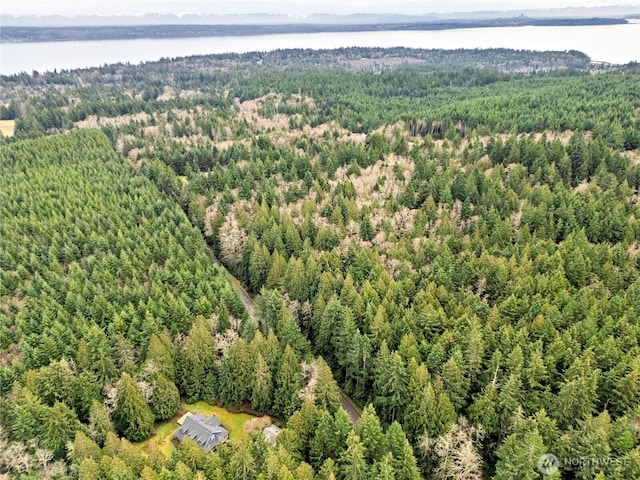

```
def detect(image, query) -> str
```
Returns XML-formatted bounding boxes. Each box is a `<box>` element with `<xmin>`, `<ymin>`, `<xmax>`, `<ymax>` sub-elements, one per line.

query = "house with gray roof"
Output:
<box><xmin>263</xmin><ymin>424</ymin><xmax>282</xmax><ymax>447</ymax></box>
<box><xmin>173</xmin><ymin>413</ymin><xmax>229</xmax><ymax>452</ymax></box>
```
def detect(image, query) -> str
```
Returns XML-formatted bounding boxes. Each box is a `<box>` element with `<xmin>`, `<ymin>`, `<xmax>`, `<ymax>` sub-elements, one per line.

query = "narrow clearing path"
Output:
<box><xmin>340</xmin><ymin>393</ymin><xmax>362</xmax><ymax>424</ymax></box>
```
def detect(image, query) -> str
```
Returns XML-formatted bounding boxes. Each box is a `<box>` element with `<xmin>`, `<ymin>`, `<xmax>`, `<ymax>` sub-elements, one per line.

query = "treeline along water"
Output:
<box><xmin>1</xmin><ymin>23</ymin><xmax>639</xmax><ymax>75</ymax></box>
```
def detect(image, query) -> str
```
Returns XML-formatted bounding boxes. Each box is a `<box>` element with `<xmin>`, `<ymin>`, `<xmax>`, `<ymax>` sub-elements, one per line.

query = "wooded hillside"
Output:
<box><xmin>1</xmin><ymin>48</ymin><xmax>639</xmax><ymax>479</ymax></box>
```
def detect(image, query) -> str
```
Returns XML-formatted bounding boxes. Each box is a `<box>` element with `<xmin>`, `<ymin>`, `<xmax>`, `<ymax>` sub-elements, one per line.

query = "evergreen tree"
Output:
<box><xmin>140</xmin><ymin>466</ymin><xmax>160</xmax><ymax>480</ymax></box>
<box><xmin>249</xmin><ymin>244</ymin><xmax>271</xmax><ymax>293</ymax></box>
<box><xmin>113</xmin><ymin>373</ymin><xmax>155</xmax><ymax>442</ymax></box>
<box><xmin>374</xmin><ymin>350</ymin><xmax>408</xmax><ymax>424</ymax></box>
<box><xmin>356</xmin><ymin>404</ymin><xmax>387</xmax><ymax>463</ymax></box>
<box><xmin>78</xmin><ymin>458</ymin><xmax>101</xmax><ymax>480</ymax></box>
<box><xmin>318</xmin><ymin>458</ymin><xmax>338</xmax><ymax>480</ymax></box>
<box><xmin>315</xmin><ymin>297</ymin><xmax>344</xmax><ymax>365</ymax></box>
<box><xmin>314</xmin><ymin>357</ymin><xmax>342</xmax><ymax>413</ymax></box>
<box><xmin>266</xmin><ymin>250</ymin><xmax>288</xmax><ymax>290</ymax></box>
<box><xmin>85</xmin><ymin>399</ymin><xmax>112</xmax><ymax>448</ymax></box>
<box><xmin>34</xmin><ymin>359</ymin><xmax>76</xmax><ymax>408</ymax></box>
<box><xmin>468</xmin><ymin>382</ymin><xmax>500</xmax><ymax>439</ymax></box>
<box><xmin>273</xmin><ymin>346</ymin><xmax>303</xmax><ymax>418</ymax></box>
<box><xmin>612</xmin><ymin>362</ymin><xmax>640</xmax><ymax>416</ymax></box>
<box><xmin>149</xmin><ymin>372</ymin><xmax>180</xmax><ymax>421</ymax></box>
<box><xmin>251</xmin><ymin>353</ymin><xmax>273</xmax><ymax>412</ymax></box>
<box><xmin>310</xmin><ymin>410</ymin><xmax>339</xmax><ymax>468</ymax></box>
<box><xmin>284</xmin><ymin>400</ymin><xmax>320</xmax><ymax>460</ymax></box>
<box><xmin>493</xmin><ymin>426</ymin><xmax>548</xmax><ymax>480</ymax></box>
<box><xmin>84</xmin><ymin>324</ymin><xmax>117</xmax><ymax>383</ymax></box>
<box><xmin>385</xmin><ymin>422</ymin><xmax>420</xmax><ymax>480</ymax></box>
<box><xmin>345</xmin><ymin>331</ymin><xmax>372</xmax><ymax>402</ymax></box>
<box><xmin>440</xmin><ymin>351</ymin><xmax>469</xmax><ymax>412</ymax></box>
<box><xmin>285</xmin><ymin>257</ymin><xmax>309</xmax><ymax>302</ymax></box>
<box><xmin>553</xmin><ymin>356</ymin><xmax>599</xmax><ymax>429</ymax></box>
<box><xmin>498</xmin><ymin>373</ymin><xmax>523</xmax><ymax>437</ymax></box>
<box><xmin>173</xmin><ymin>461</ymin><xmax>194</xmax><ymax>480</ymax></box>
<box><xmin>276</xmin><ymin>304</ymin><xmax>311</xmax><ymax>358</ymax></box>
<box><xmin>218</xmin><ymin>338</ymin><xmax>253</xmax><ymax>406</ymax></box>
<box><xmin>567</xmin><ymin>131</ymin><xmax>590</xmax><ymax>184</ymax></box>
<box><xmin>556</xmin><ymin>411</ymin><xmax>613</xmax><ymax>480</ymax></box>
<box><xmin>426</xmin><ymin>381</ymin><xmax>457</xmax><ymax>439</ymax></box>
<box><xmin>371</xmin><ymin>453</ymin><xmax>396</xmax><ymax>480</ymax></box>
<box><xmin>403</xmin><ymin>362</ymin><xmax>431</xmax><ymax>441</ymax></box>
<box><xmin>339</xmin><ymin>431</ymin><xmax>369</xmax><ymax>480</ymax></box>
<box><xmin>180</xmin><ymin>317</ymin><xmax>217</xmax><ymax>402</ymax></box>
<box><xmin>43</xmin><ymin>401</ymin><xmax>83</xmax><ymax>458</ymax></box>
<box><xmin>10</xmin><ymin>384</ymin><xmax>48</xmax><ymax>443</ymax></box>
<box><xmin>360</xmin><ymin>215</ymin><xmax>375</xmax><ymax>242</ymax></box>
<box><xmin>176</xmin><ymin>437</ymin><xmax>207</xmax><ymax>472</ymax></box>
<box><xmin>145</xmin><ymin>333</ymin><xmax>176</xmax><ymax>381</ymax></box>
<box><xmin>228</xmin><ymin>441</ymin><xmax>257</xmax><ymax>480</ymax></box>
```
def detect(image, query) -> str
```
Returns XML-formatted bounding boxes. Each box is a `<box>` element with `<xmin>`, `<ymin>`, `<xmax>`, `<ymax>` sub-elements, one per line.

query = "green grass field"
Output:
<box><xmin>136</xmin><ymin>400</ymin><xmax>255</xmax><ymax>457</ymax></box>
<box><xmin>0</xmin><ymin>120</ymin><xmax>15</xmax><ymax>137</ymax></box>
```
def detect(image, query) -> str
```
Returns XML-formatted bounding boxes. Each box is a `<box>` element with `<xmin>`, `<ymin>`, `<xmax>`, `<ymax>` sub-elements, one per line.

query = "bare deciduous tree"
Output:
<box><xmin>136</xmin><ymin>381</ymin><xmax>154</xmax><ymax>403</ymax></box>
<box><xmin>300</xmin><ymin>360</ymin><xmax>320</xmax><ymax>402</ymax></box>
<box><xmin>419</xmin><ymin>417</ymin><xmax>484</xmax><ymax>480</ymax></box>
<box><xmin>34</xmin><ymin>448</ymin><xmax>53</xmax><ymax>468</ymax></box>
<box><xmin>218</xmin><ymin>214</ymin><xmax>247</xmax><ymax>270</ymax></box>
<box><xmin>391</xmin><ymin>207</ymin><xmax>415</xmax><ymax>237</ymax></box>
<box><xmin>103</xmin><ymin>383</ymin><xmax>118</xmax><ymax>411</ymax></box>
<box><xmin>0</xmin><ymin>442</ymin><xmax>32</xmax><ymax>474</ymax></box>
<box><xmin>215</xmin><ymin>329</ymin><xmax>239</xmax><ymax>355</ymax></box>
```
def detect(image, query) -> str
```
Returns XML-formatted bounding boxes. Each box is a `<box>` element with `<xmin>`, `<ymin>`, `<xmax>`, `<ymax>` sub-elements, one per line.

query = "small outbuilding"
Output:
<box><xmin>174</xmin><ymin>413</ymin><xmax>229</xmax><ymax>453</ymax></box>
<box><xmin>263</xmin><ymin>424</ymin><xmax>282</xmax><ymax>447</ymax></box>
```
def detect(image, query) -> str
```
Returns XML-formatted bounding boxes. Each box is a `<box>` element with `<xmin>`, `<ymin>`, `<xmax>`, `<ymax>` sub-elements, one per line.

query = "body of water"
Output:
<box><xmin>1</xmin><ymin>23</ymin><xmax>638</xmax><ymax>75</ymax></box>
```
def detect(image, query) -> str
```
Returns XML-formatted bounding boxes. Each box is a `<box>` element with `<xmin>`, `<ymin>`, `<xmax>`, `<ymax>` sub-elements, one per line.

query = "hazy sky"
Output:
<box><xmin>2</xmin><ymin>0</ymin><xmax>639</xmax><ymax>16</ymax></box>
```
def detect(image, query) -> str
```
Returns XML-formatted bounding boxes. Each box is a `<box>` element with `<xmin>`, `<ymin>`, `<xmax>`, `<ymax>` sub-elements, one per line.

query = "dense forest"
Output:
<box><xmin>1</xmin><ymin>47</ymin><xmax>639</xmax><ymax>480</ymax></box>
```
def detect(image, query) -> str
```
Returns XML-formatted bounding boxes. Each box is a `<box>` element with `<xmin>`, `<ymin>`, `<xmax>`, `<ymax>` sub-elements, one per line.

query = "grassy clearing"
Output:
<box><xmin>138</xmin><ymin>419</ymin><xmax>179</xmax><ymax>457</ymax></box>
<box><xmin>0</xmin><ymin>120</ymin><xmax>15</xmax><ymax>137</ymax></box>
<box><xmin>185</xmin><ymin>400</ymin><xmax>255</xmax><ymax>442</ymax></box>
<box><xmin>136</xmin><ymin>400</ymin><xmax>255</xmax><ymax>457</ymax></box>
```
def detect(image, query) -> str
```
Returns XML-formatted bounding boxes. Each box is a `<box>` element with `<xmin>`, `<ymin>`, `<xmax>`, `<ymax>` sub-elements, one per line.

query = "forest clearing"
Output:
<box><xmin>135</xmin><ymin>400</ymin><xmax>258</xmax><ymax>457</ymax></box>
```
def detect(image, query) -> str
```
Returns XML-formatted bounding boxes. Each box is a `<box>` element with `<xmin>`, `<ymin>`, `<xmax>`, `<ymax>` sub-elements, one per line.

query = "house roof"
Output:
<box><xmin>176</xmin><ymin>412</ymin><xmax>192</xmax><ymax>426</ymax></box>
<box><xmin>174</xmin><ymin>413</ymin><xmax>229</xmax><ymax>452</ymax></box>
<box><xmin>263</xmin><ymin>425</ymin><xmax>282</xmax><ymax>446</ymax></box>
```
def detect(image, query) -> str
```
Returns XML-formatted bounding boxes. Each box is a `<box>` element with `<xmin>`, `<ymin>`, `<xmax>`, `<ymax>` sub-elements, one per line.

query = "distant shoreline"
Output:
<box><xmin>0</xmin><ymin>17</ymin><xmax>627</xmax><ymax>43</ymax></box>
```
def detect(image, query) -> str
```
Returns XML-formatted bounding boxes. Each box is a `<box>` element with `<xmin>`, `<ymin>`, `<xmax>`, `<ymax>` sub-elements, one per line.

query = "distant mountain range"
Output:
<box><xmin>2</xmin><ymin>6</ymin><xmax>639</xmax><ymax>27</ymax></box>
